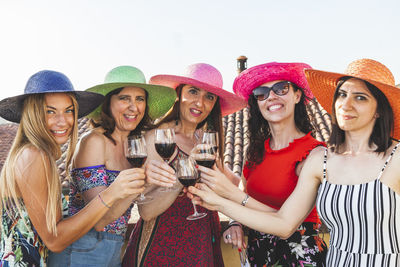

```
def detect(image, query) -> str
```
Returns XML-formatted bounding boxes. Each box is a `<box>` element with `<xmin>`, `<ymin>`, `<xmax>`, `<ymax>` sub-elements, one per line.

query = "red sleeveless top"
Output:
<box><xmin>243</xmin><ymin>132</ymin><xmax>324</xmax><ymax>224</ymax></box>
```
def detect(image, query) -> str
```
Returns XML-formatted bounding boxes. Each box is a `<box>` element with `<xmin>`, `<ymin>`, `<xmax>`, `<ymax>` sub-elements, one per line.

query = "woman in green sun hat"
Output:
<box><xmin>48</xmin><ymin>66</ymin><xmax>176</xmax><ymax>267</ymax></box>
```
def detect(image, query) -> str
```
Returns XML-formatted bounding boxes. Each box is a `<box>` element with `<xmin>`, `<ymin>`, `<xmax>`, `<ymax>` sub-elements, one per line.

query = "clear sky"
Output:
<box><xmin>0</xmin><ymin>0</ymin><xmax>399</xmax><ymax>101</ymax></box>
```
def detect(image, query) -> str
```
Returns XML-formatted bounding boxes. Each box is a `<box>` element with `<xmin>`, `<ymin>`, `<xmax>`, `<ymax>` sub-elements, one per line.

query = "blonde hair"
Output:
<box><xmin>0</xmin><ymin>93</ymin><xmax>78</xmax><ymax>235</ymax></box>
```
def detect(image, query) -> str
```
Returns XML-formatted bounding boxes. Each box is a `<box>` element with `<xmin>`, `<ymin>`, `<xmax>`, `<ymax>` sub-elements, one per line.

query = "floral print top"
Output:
<box><xmin>0</xmin><ymin>195</ymin><xmax>68</xmax><ymax>267</ymax></box>
<box><xmin>68</xmin><ymin>165</ymin><xmax>131</xmax><ymax>236</ymax></box>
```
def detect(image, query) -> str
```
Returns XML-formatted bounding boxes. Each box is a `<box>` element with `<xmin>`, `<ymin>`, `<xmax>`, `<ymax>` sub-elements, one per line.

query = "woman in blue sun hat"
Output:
<box><xmin>48</xmin><ymin>66</ymin><xmax>177</xmax><ymax>267</ymax></box>
<box><xmin>0</xmin><ymin>70</ymin><xmax>145</xmax><ymax>266</ymax></box>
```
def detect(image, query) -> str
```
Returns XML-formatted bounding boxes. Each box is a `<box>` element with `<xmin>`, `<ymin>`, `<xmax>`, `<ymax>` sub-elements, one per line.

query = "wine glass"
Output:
<box><xmin>201</xmin><ymin>130</ymin><xmax>218</xmax><ymax>155</ymax></box>
<box><xmin>193</xmin><ymin>130</ymin><xmax>218</xmax><ymax>168</ymax></box>
<box><xmin>154</xmin><ymin>128</ymin><xmax>176</xmax><ymax>192</ymax></box>
<box><xmin>176</xmin><ymin>157</ymin><xmax>207</xmax><ymax>220</ymax></box>
<box><xmin>125</xmin><ymin>135</ymin><xmax>152</xmax><ymax>204</ymax></box>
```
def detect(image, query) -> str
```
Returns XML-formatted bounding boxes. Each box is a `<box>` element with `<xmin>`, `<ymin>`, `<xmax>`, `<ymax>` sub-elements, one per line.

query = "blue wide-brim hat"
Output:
<box><xmin>0</xmin><ymin>70</ymin><xmax>104</xmax><ymax>123</ymax></box>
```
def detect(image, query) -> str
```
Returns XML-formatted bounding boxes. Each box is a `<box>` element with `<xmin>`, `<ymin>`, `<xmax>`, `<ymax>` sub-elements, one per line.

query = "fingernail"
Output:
<box><xmin>195</xmin><ymin>164</ymin><xmax>199</xmax><ymax>168</ymax></box>
<box><xmin>238</xmin><ymin>248</ymin><xmax>242</xmax><ymax>252</ymax></box>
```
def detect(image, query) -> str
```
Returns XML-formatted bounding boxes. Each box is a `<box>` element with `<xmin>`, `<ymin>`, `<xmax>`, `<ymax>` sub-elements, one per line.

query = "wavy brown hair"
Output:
<box><xmin>329</xmin><ymin>76</ymin><xmax>394</xmax><ymax>153</ymax></box>
<box><xmin>246</xmin><ymin>83</ymin><xmax>313</xmax><ymax>168</ymax></box>
<box><xmin>156</xmin><ymin>84</ymin><xmax>225</xmax><ymax>160</ymax></box>
<box><xmin>90</xmin><ymin>87</ymin><xmax>154</xmax><ymax>145</ymax></box>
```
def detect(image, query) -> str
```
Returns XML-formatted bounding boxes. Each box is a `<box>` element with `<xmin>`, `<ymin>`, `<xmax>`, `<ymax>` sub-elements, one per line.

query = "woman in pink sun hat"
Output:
<box><xmin>188</xmin><ymin>62</ymin><xmax>328</xmax><ymax>266</ymax></box>
<box><xmin>122</xmin><ymin>63</ymin><xmax>246</xmax><ymax>267</ymax></box>
<box><xmin>189</xmin><ymin>59</ymin><xmax>400</xmax><ymax>267</ymax></box>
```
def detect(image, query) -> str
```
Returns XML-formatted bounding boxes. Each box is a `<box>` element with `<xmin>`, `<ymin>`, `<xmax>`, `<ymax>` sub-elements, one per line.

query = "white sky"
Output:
<box><xmin>0</xmin><ymin>0</ymin><xmax>399</xmax><ymax>101</ymax></box>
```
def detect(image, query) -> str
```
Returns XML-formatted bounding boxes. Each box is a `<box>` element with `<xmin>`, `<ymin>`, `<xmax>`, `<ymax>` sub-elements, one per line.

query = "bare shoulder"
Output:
<box><xmin>299</xmin><ymin>145</ymin><xmax>326</xmax><ymax>183</ymax></box>
<box><xmin>304</xmin><ymin>145</ymin><xmax>326</xmax><ymax>165</ymax></box>
<box><xmin>73</xmin><ymin>128</ymin><xmax>106</xmax><ymax>168</ymax></box>
<box><xmin>15</xmin><ymin>145</ymin><xmax>49</xmax><ymax>183</ymax></box>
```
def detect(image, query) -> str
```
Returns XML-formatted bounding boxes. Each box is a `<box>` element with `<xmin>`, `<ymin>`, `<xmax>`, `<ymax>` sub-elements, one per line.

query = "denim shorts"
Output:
<box><xmin>48</xmin><ymin>229</ymin><xmax>124</xmax><ymax>267</ymax></box>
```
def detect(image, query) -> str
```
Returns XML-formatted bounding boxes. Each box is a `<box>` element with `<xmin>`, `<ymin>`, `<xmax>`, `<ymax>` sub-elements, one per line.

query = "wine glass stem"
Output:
<box><xmin>191</xmin><ymin>200</ymin><xmax>199</xmax><ymax>215</ymax></box>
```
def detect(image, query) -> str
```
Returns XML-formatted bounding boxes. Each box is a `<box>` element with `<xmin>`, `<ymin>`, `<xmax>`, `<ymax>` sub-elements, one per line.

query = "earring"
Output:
<box><xmin>374</xmin><ymin>113</ymin><xmax>380</xmax><ymax>118</ymax></box>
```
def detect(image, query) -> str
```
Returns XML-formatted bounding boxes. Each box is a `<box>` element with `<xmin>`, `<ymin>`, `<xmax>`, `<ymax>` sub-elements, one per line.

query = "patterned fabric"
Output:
<box><xmin>247</xmin><ymin>222</ymin><xmax>327</xmax><ymax>267</ymax></box>
<box><xmin>69</xmin><ymin>165</ymin><xmax>131</xmax><ymax>236</ymax></box>
<box><xmin>0</xmin><ymin>195</ymin><xmax>68</xmax><ymax>267</ymax></box>
<box><xmin>316</xmin><ymin>144</ymin><xmax>400</xmax><ymax>266</ymax></box>
<box><xmin>122</xmin><ymin>147</ymin><xmax>224</xmax><ymax>267</ymax></box>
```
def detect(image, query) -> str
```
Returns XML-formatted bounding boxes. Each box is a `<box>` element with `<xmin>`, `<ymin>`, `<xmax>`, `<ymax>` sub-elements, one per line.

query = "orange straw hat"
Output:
<box><xmin>305</xmin><ymin>58</ymin><xmax>400</xmax><ymax>139</ymax></box>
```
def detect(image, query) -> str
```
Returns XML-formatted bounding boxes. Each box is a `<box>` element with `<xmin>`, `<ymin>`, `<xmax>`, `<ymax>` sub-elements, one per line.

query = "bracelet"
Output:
<box><xmin>98</xmin><ymin>193</ymin><xmax>111</xmax><ymax>209</ymax></box>
<box><xmin>241</xmin><ymin>194</ymin><xmax>249</xmax><ymax>206</ymax></box>
<box><xmin>224</xmin><ymin>222</ymin><xmax>242</xmax><ymax>232</ymax></box>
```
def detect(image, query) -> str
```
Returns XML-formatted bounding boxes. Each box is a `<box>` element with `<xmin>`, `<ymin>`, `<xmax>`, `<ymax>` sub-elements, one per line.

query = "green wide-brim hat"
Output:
<box><xmin>86</xmin><ymin>66</ymin><xmax>177</xmax><ymax>120</ymax></box>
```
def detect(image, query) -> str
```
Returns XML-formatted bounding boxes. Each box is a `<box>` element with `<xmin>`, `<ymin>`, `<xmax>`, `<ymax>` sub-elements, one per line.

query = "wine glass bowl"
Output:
<box><xmin>154</xmin><ymin>128</ymin><xmax>177</xmax><ymax>192</ymax></box>
<box><xmin>154</xmin><ymin>129</ymin><xmax>176</xmax><ymax>162</ymax></box>
<box><xmin>201</xmin><ymin>131</ymin><xmax>218</xmax><ymax>155</ymax></box>
<box><xmin>125</xmin><ymin>135</ymin><xmax>152</xmax><ymax>204</ymax></box>
<box><xmin>176</xmin><ymin>157</ymin><xmax>207</xmax><ymax>220</ymax></box>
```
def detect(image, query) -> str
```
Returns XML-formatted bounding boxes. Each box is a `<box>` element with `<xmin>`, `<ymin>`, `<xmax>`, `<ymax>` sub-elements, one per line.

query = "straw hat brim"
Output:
<box><xmin>0</xmin><ymin>91</ymin><xmax>104</xmax><ymax>123</ymax></box>
<box><xmin>305</xmin><ymin>69</ymin><xmax>400</xmax><ymax>140</ymax></box>
<box><xmin>150</xmin><ymin>75</ymin><xmax>247</xmax><ymax>116</ymax></box>
<box><xmin>86</xmin><ymin>82</ymin><xmax>177</xmax><ymax>120</ymax></box>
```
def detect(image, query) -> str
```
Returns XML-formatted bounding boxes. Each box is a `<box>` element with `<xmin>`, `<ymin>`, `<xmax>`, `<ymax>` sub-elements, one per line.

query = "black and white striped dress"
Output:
<box><xmin>316</xmin><ymin>144</ymin><xmax>400</xmax><ymax>266</ymax></box>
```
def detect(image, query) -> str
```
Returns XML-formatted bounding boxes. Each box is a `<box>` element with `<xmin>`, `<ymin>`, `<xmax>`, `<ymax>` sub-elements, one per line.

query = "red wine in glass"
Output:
<box><xmin>125</xmin><ymin>135</ymin><xmax>152</xmax><ymax>204</ymax></box>
<box><xmin>126</xmin><ymin>155</ymin><xmax>147</xmax><ymax>168</ymax></box>
<box><xmin>195</xmin><ymin>159</ymin><xmax>215</xmax><ymax>168</ymax></box>
<box><xmin>155</xmin><ymin>143</ymin><xmax>176</xmax><ymax>161</ymax></box>
<box><xmin>176</xmin><ymin>157</ymin><xmax>207</xmax><ymax>220</ymax></box>
<box><xmin>177</xmin><ymin>175</ymin><xmax>199</xmax><ymax>187</ymax></box>
<box><xmin>154</xmin><ymin>128</ymin><xmax>176</xmax><ymax>192</ymax></box>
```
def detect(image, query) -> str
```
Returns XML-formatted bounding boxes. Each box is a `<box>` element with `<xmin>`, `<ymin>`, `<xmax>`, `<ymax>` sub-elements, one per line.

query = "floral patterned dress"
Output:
<box><xmin>0</xmin><ymin>196</ymin><xmax>68</xmax><ymax>267</ymax></box>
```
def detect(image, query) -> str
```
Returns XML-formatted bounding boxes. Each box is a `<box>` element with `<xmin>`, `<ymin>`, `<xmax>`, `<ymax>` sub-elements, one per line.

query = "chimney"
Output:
<box><xmin>237</xmin><ymin>55</ymin><xmax>248</xmax><ymax>74</ymax></box>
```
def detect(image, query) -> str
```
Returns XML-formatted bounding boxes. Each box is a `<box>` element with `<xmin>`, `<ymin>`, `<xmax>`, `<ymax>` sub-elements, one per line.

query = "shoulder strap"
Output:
<box><xmin>323</xmin><ymin>148</ymin><xmax>328</xmax><ymax>180</ymax></box>
<box><xmin>377</xmin><ymin>142</ymin><xmax>400</xmax><ymax>180</ymax></box>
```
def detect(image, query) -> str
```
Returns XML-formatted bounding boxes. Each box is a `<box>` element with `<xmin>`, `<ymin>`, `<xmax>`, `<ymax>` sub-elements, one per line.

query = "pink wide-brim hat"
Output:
<box><xmin>149</xmin><ymin>63</ymin><xmax>247</xmax><ymax>116</ymax></box>
<box><xmin>233</xmin><ymin>62</ymin><xmax>314</xmax><ymax>102</ymax></box>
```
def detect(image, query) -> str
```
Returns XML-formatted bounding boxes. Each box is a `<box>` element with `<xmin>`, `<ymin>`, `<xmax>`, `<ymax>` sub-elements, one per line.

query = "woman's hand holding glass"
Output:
<box><xmin>106</xmin><ymin>168</ymin><xmax>146</xmax><ymax>202</ymax></box>
<box><xmin>196</xmin><ymin>163</ymin><xmax>239</xmax><ymax>200</ymax></box>
<box><xmin>187</xmin><ymin>182</ymin><xmax>224</xmax><ymax>211</ymax></box>
<box><xmin>145</xmin><ymin>159</ymin><xmax>176</xmax><ymax>188</ymax></box>
<box><xmin>125</xmin><ymin>134</ymin><xmax>152</xmax><ymax>204</ymax></box>
<box><xmin>176</xmin><ymin>157</ymin><xmax>207</xmax><ymax>220</ymax></box>
<box><xmin>154</xmin><ymin>128</ymin><xmax>177</xmax><ymax>192</ymax></box>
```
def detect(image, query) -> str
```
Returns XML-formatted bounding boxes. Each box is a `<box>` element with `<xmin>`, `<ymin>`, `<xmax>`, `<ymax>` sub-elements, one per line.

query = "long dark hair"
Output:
<box><xmin>156</xmin><ymin>84</ymin><xmax>224</xmax><ymax>158</ymax></box>
<box><xmin>91</xmin><ymin>87</ymin><xmax>153</xmax><ymax>145</ymax></box>
<box><xmin>246</xmin><ymin>83</ymin><xmax>313</xmax><ymax>168</ymax></box>
<box><xmin>329</xmin><ymin>76</ymin><xmax>393</xmax><ymax>153</ymax></box>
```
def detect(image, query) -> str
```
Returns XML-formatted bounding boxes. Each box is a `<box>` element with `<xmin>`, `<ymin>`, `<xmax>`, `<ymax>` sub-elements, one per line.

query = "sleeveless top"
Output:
<box><xmin>316</xmin><ymin>143</ymin><xmax>400</xmax><ymax>266</ymax></box>
<box><xmin>69</xmin><ymin>165</ymin><xmax>131</xmax><ymax>236</ymax></box>
<box><xmin>0</xmin><ymin>195</ymin><xmax>68</xmax><ymax>267</ymax></box>
<box><xmin>244</xmin><ymin>132</ymin><xmax>324</xmax><ymax>223</ymax></box>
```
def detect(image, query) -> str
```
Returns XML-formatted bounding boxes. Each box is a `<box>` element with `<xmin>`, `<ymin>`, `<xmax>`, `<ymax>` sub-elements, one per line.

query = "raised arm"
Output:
<box><xmin>15</xmin><ymin>146</ymin><xmax>144</xmax><ymax>253</ymax></box>
<box><xmin>72</xmin><ymin>131</ymin><xmax>145</xmax><ymax>231</ymax></box>
<box><xmin>190</xmin><ymin>146</ymin><xmax>325</xmax><ymax>239</ymax></box>
<box><xmin>138</xmin><ymin>128</ymin><xmax>181</xmax><ymax>221</ymax></box>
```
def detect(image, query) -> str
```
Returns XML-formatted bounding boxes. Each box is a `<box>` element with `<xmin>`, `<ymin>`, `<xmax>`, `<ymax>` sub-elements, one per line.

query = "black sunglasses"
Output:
<box><xmin>252</xmin><ymin>81</ymin><xmax>292</xmax><ymax>101</ymax></box>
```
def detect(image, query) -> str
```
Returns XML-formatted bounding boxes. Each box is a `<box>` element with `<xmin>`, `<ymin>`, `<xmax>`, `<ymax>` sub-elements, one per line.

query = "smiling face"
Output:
<box><xmin>334</xmin><ymin>78</ymin><xmax>378</xmax><ymax>133</ymax></box>
<box><xmin>45</xmin><ymin>93</ymin><xmax>75</xmax><ymax>145</ymax></box>
<box><xmin>110</xmin><ymin>86</ymin><xmax>146</xmax><ymax>134</ymax></box>
<box><xmin>179</xmin><ymin>85</ymin><xmax>217</xmax><ymax>127</ymax></box>
<box><xmin>256</xmin><ymin>80</ymin><xmax>301</xmax><ymax>124</ymax></box>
